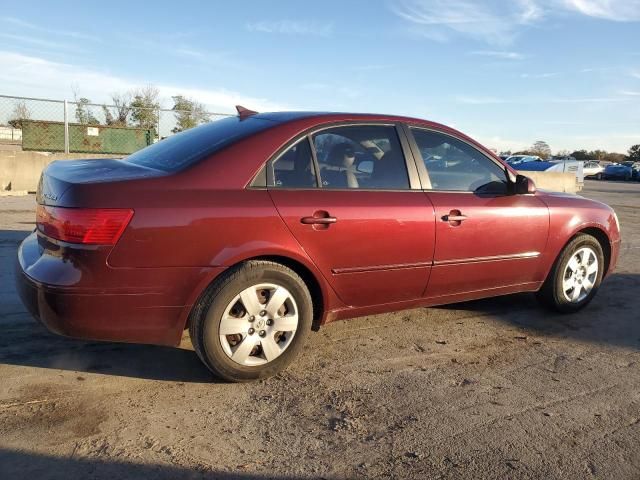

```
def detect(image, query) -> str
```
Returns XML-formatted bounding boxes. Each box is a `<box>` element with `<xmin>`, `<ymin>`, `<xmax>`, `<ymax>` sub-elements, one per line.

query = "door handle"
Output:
<box><xmin>301</xmin><ymin>216</ymin><xmax>337</xmax><ymax>225</ymax></box>
<box><xmin>301</xmin><ymin>210</ymin><xmax>337</xmax><ymax>225</ymax></box>
<box><xmin>442</xmin><ymin>214</ymin><xmax>467</xmax><ymax>222</ymax></box>
<box><xmin>441</xmin><ymin>210</ymin><xmax>467</xmax><ymax>225</ymax></box>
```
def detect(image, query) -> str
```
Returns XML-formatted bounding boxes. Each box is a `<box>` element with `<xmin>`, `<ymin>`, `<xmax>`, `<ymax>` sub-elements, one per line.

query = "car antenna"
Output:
<box><xmin>236</xmin><ymin>105</ymin><xmax>258</xmax><ymax>119</ymax></box>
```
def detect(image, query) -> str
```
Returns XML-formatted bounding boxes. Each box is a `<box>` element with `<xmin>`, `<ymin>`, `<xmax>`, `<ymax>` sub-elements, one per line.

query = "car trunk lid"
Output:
<box><xmin>37</xmin><ymin>158</ymin><xmax>166</xmax><ymax>206</ymax></box>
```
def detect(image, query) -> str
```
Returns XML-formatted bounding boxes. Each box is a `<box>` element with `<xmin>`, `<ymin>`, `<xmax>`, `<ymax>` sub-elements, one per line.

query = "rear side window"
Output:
<box><xmin>125</xmin><ymin>116</ymin><xmax>274</xmax><ymax>172</ymax></box>
<box><xmin>271</xmin><ymin>138</ymin><xmax>317</xmax><ymax>188</ymax></box>
<box><xmin>313</xmin><ymin>125</ymin><xmax>409</xmax><ymax>190</ymax></box>
<box><xmin>411</xmin><ymin>128</ymin><xmax>508</xmax><ymax>194</ymax></box>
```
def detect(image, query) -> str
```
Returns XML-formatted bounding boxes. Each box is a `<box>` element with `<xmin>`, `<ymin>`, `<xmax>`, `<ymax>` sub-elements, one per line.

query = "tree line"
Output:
<box><xmin>501</xmin><ymin>140</ymin><xmax>639</xmax><ymax>163</ymax></box>
<box><xmin>8</xmin><ymin>85</ymin><xmax>212</xmax><ymax>134</ymax></box>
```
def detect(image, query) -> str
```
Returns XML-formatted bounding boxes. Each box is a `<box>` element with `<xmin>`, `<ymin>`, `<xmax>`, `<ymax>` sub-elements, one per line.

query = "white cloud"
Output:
<box><xmin>246</xmin><ymin>20</ymin><xmax>333</xmax><ymax>36</ymax></box>
<box><xmin>391</xmin><ymin>0</ymin><xmax>543</xmax><ymax>45</ymax></box>
<box><xmin>470</xmin><ymin>50</ymin><xmax>525</xmax><ymax>60</ymax></box>
<box><xmin>0</xmin><ymin>33</ymin><xmax>82</xmax><ymax>52</ymax></box>
<box><xmin>1</xmin><ymin>16</ymin><xmax>99</xmax><ymax>41</ymax></box>
<box><xmin>559</xmin><ymin>0</ymin><xmax>640</xmax><ymax>21</ymax></box>
<box><xmin>454</xmin><ymin>93</ymin><xmax>630</xmax><ymax>105</ymax></box>
<box><xmin>619</xmin><ymin>90</ymin><xmax>640</xmax><ymax>96</ymax></box>
<box><xmin>391</xmin><ymin>0</ymin><xmax>640</xmax><ymax>45</ymax></box>
<box><xmin>0</xmin><ymin>51</ymin><xmax>289</xmax><ymax>113</ymax></box>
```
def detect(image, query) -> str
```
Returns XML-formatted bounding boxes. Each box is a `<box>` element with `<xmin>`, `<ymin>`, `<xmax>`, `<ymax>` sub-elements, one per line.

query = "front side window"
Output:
<box><xmin>411</xmin><ymin>128</ymin><xmax>508</xmax><ymax>194</ymax></box>
<box><xmin>271</xmin><ymin>138</ymin><xmax>317</xmax><ymax>188</ymax></box>
<box><xmin>313</xmin><ymin>125</ymin><xmax>410</xmax><ymax>190</ymax></box>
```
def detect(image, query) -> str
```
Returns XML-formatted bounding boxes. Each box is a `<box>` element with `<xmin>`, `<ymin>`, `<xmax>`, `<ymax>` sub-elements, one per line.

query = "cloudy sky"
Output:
<box><xmin>1</xmin><ymin>0</ymin><xmax>639</xmax><ymax>152</ymax></box>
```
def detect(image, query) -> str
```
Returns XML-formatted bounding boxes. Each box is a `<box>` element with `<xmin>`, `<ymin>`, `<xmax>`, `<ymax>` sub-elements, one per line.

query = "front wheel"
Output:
<box><xmin>189</xmin><ymin>260</ymin><xmax>313</xmax><ymax>382</ymax></box>
<box><xmin>537</xmin><ymin>234</ymin><xmax>604</xmax><ymax>313</ymax></box>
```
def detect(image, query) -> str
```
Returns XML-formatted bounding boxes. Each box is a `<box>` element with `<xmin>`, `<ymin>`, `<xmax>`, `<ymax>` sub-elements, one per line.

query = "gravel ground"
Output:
<box><xmin>0</xmin><ymin>180</ymin><xmax>639</xmax><ymax>479</ymax></box>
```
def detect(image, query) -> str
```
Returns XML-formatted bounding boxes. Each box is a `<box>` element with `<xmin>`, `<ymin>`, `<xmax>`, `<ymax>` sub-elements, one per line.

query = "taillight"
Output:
<box><xmin>36</xmin><ymin>205</ymin><xmax>134</xmax><ymax>245</ymax></box>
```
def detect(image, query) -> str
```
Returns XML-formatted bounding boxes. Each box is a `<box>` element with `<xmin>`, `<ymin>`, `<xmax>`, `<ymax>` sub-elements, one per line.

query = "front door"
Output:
<box><xmin>268</xmin><ymin>124</ymin><xmax>436</xmax><ymax>308</ymax></box>
<box><xmin>407</xmin><ymin>126</ymin><xmax>550</xmax><ymax>299</ymax></box>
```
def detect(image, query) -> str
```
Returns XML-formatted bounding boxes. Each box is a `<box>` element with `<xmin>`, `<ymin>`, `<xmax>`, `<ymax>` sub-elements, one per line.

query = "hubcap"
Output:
<box><xmin>562</xmin><ymin>247</ymin><xmax>598</xmax><ymax>303</ymax></box>
<box><xmin>218</xmin><ymin>283</ymin><xmax>299</xmax><ymax>366</ymax></box>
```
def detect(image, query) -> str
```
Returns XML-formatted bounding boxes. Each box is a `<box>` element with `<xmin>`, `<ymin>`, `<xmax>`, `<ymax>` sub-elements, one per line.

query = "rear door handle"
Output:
<box><xmin>301</xmin><ymin>210</ymin><xmax>337</xmax><ymax>225</ymax></box>
<box><xmin>441</xmin><ymin>214</ymin><xmax>467</xmax><ymax>222</ymax></box>
<box><xmin>301</xmin><ymin>216</ymin><xmax>337</xmax><ymax>225</ymax></box>
<box><xmin>441</xmin><ymin>210</ymin><xmax>467</xmax><ymax>225</ymax></box>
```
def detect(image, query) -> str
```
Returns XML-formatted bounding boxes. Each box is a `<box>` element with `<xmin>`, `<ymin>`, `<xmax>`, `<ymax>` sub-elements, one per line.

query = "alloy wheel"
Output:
<box><xmin>561</xmin><ymin>247</ymin><xmax>598</xmax><ymax>303</ymax></box>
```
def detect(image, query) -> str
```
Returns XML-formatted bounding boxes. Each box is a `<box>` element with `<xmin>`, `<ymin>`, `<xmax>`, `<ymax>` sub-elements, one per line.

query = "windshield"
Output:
<box><xmin>125</xmin><ymin>116</ymin><xmax>275</xmax><ymax>172</ymax></box>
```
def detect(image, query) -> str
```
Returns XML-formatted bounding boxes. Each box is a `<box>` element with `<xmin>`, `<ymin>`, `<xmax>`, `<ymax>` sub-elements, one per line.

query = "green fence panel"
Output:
<box><xmin>22</xmin><ymin>120</ymin><xmax>152</xmax><ymax>154</ymax></box>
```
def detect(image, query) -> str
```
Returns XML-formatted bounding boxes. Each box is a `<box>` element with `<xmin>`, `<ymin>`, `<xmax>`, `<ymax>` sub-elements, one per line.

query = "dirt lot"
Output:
<box><xmin>0</xmin><ymin>180</ymin><xmax>639</xmax><ymax>479</ymax></box>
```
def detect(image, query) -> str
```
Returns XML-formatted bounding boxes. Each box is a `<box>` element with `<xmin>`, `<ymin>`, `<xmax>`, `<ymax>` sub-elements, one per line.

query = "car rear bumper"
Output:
<box><xmin>15</xmin><ymin>231</ymin><xmax>225</xmax><ymax>346</ymax></box>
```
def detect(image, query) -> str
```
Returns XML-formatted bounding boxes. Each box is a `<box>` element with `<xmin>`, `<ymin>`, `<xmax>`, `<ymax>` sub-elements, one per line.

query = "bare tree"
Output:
<box><xmin>103</xmin><ymin>92</ymin><xmax>132</xmax><ymax>126</ymax></box>
<box><xmin>8</xmin><ymin>100</ymin><xmax>31</xmax><ymax>128</ymax></box>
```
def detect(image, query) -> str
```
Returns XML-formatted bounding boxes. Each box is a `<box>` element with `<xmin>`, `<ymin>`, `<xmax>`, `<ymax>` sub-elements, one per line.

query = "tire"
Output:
<box><xmin>625</xmin><ymin>174</ymin><xmax>631</xmax><ymax>181</ymax></box>
<box><xmin>189</xmin><ymin>260</ymin><xmax>313</xmax><ymax>382</ymax></box>
<box><xmin>537</xmin><ymin>234</ymin><xmax>604</xmax><ymax>313</ymax></box>
<box><xmin>596</xmin><ymin>173</ymin><xmax>602</xmax><ymax>180</ymax></box>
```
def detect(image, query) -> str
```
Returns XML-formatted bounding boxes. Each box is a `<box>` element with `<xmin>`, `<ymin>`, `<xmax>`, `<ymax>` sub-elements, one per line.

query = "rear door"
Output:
<box><xmin>268</xmin><ymin>123</ymin><xmax>436</xmax><ymax>308</ymax></box>
<box><xmin>406</xmin><ymin>126</ymin><xmax>550</xmax><ymax>299</ymax></box>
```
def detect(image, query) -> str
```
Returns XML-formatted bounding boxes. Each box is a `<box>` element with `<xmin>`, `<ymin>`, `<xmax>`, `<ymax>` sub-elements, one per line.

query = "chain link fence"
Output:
<box><xmin>0</xmin><ymin>94</ymin><xmax>233</xmax><ymax>155</ymax></box>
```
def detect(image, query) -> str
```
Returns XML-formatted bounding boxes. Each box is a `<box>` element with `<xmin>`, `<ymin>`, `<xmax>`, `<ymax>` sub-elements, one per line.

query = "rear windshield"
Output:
<box><xmin>125</xmin><ymin>116</ymin><xmax>274</xmax><ymax>172</ymax></box>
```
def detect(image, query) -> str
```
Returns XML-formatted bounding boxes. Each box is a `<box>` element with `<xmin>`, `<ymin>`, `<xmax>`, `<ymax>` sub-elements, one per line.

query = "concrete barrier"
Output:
<box><xmin>0</xmin><ymin>150</ymin><xmax>120</xmax><ymax>192</ymax></box>
<box><xmin>0</xmin><ymin>149</ymin><xmax>583</xmax><ymax>195</ymax></box>
<box><xmin>516</xmin><ymin>170</ymin><xmax>582</xmax><ymax>194</ymax></box>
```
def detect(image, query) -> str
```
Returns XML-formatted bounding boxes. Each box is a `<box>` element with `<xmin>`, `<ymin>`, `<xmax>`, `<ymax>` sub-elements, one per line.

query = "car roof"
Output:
<box><xmin>252</xmin><ymin>111</ymin><xmax>449</xmax><ymax>128</ymax></box>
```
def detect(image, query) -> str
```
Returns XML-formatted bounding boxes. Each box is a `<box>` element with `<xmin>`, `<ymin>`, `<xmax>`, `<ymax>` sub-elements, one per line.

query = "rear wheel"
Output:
<box><xmin>596</xmin><ymin>173</ymin><xmax>602</xmax><ymax>180</ymax></box>
<box><xmin>189</xmin><ymin>260</ymin><xmax>313</xmax><ymax>382</ymax></box>
<box><xmin>537</xmin><ymin>234</ymin><xmax>604</xmax><ymax>313</ymax></box>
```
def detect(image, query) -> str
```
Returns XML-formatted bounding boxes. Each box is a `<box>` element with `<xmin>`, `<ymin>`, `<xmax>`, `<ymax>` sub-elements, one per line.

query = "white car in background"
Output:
<box><xmin>582</xmin><ymin>160</ymin><xmax>604</xmax><ymax>180</ymax></box>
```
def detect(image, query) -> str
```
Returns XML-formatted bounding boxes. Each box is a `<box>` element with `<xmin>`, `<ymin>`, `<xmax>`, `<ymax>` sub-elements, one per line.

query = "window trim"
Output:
<box><xmin>404</xmin><ymin>124</ymin><xmax>512</xmax><ymax>194</ymax></box>
<box><xmin>266</xmin><ymin>136</ymin><xmax>319</xmax><ymax>189</ymax></box>
<box><xmin>259</xmin><ymin>121</ymin><xmax>422</xmax><ymax>192</ymax></box>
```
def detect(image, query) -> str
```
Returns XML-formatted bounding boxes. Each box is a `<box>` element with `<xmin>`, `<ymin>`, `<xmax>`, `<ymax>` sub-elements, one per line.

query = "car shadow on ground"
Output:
<box><xmin>3</xmin><ymin>273</ymin><xmax>638</xmax><ymax>384</ymax></box>
<box><xmin>434</xmin><ymin>272</ymin><xmax>640</xmax><ymax>351</ymax></box>
<box><xmin>2</xmin><ymin>228</ymin><xmax>638</xmax><ymax>382</ymax></box>
<box><xmin>0</xmin><ymin>447</ymin><xmax>290</xmax><ymax>479</ymax></box>
<box><xmin>0</xmin><ymin>318</ymin><xmax>216</xmax><ymax>383</ymax></box>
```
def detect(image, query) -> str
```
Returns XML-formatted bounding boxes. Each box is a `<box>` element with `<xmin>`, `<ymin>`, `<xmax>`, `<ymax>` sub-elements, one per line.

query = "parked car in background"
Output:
<box><xmin>583</xmin><ymin>161</ymin><xmax>604</xmax><ymax>180</ymax></box>
<box><xmin>603</xmin><ymin>163</ymin><xmax>633</xmax><ymax>181</ymax></box>
<box><xmin>515</xmin><ymin>158</ymin><xmax>584</xmax><ymax>185</ymax></box>
<box><xmin>551</xmin><ymin>155</ymin><xmax>577</xmax><ymax>162</ymax></box>
<box><xmin>505</xmin><ymin>155</ymin><xmax>542</xmax><ymax>166</ymax></box>
<box><xmin>622</xmin><ymin>161</ymin><xmax>640</xmax><ymax>180</ymax></box>
<box><xmin>15</xmin><ymin>110</ymin><xmax>621</xmax><ymax>382</ymax></box>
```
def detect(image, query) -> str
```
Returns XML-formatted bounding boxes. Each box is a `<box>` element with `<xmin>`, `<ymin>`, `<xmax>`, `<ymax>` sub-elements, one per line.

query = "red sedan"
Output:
<box><xmin>15</xmin><ymin>110</ymin><xmax>621</xmax><ymax>381</ymax></box>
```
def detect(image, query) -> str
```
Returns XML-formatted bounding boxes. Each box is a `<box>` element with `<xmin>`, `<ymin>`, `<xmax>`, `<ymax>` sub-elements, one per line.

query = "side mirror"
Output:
<box><xmin>515</xmin><ymin>174</ymin><xmax>536</xmax><ymax>194</ymax></box>
<box><xmin>357</xmin><ymin>160</ymin><xmax>374</xmax><ymax>174</ymax></box>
